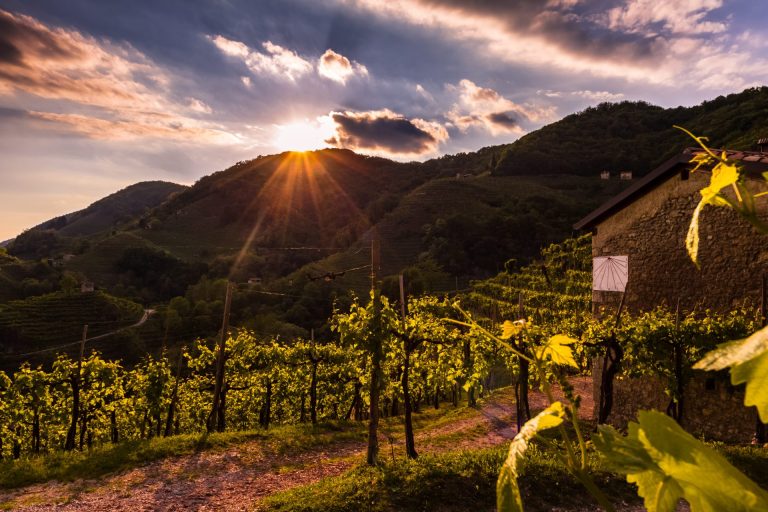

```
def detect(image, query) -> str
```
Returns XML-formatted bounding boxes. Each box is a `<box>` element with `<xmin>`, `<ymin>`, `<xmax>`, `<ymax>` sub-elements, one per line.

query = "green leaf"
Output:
<box><xmin>630</xmin><ymin>472</ymin><xmax>683</xmax><ymax>512</ymax></box>
<box><xmin>694</xmin><ymin>325</ymin><xmax>768</xmax><ymax>371</ymax></box>
<box><xmin>501</xmin><ymin>320</ymin><xmax>526</xmax><ymax>340</ymax></box>
<box><xmin>535</xmin><ymin>334</ymin><xmax>578</xmax><ymax>368</ymax></box>
<box><xmin>497</xmin><ymin>401</ymin><xmax>565</xmax><ymax>512</ymax></box>
<box><xmin>594</xmin><ymin>410</ymin><xmax>768</xmax><ymax>512</ymax></box>
<box><xmin>685</xmin><ymin>201</ymin><xmax>704</xmax><ymax>267</ymax></box>
<box><xmin>700</xmin><ymin>161</ymin><xmax>739</xmax><ymax>203</ymax></box>
<box><xmin>730</xmin><ymin>350</ymin><xmax>768</xmax><ymax>422</ymax></box>
<box><xmin>694</xmin><ymin>325</ymin><xmax>768</xmax><ymax>422</ymax></box>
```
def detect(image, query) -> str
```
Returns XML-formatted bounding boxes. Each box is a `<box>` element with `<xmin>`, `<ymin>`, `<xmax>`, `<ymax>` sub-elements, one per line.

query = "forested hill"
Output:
<box><xmin>488</xmin><ymin>86</ymin><xmax>768</xmax><ymax>177</ymax></box>
<box><xmin>9</xmin><ymin>181</ymin><xmax>186</xmax><ymax>259</ymax></box>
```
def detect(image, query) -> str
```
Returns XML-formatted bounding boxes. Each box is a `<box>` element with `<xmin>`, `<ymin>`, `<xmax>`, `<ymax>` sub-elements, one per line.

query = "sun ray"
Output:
<box><xmin>228</xmin><ymin>149</ymin><xmax>377</xmax><ymax>279</ymax></box>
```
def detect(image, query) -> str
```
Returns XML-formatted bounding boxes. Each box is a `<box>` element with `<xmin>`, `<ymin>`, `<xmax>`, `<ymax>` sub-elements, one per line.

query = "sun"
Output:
<box><xmin>273</xmin><ymin>117</ymin><xmax>335</xmax><ymax>152</ymax></box>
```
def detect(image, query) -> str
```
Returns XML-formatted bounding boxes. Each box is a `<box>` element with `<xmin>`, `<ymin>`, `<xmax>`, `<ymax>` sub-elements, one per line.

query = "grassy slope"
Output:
<box><xmin>0</xmin><ymin>422</ymin><xmax>367</xmax><ymax>492</ymax></box>
<box><xmin>263</xmin><ymin>443</ymin><xmax>768</xmax><ymax>512</ymax></box>
<box><xmin>3</xmin><ymin>386</ymin><xmax>764</xmax><ymax>511</ymax></box>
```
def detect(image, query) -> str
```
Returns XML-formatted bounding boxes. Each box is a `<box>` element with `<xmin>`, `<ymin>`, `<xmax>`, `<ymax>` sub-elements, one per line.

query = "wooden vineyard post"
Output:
<box><xmin>65</xmin><ymin>324</ymin><xmax>87</xmax><ymax>451</ymax></box>
<box><xmin>598</xmin><ymin>291</ymin><xmax>625</xmax><ymax>424</ymax></box>
<box><xmin>515</xmin><ymin>293</ymin><xmax>530</xmax><ymax>432</ymax></box>
<box><xmin>400</xmin><ymin>274</ymin><xmax>417</xmax><ymax>459</ymax></box>
<box><xmin>208</xmin><ymin>281</ymin><xmax>233</xmax><ymax>433</ymax></box>
<box><xmin>367</xmin><ymin>238</ymin><xmax>382</xmax><ymax>465</ymax></box>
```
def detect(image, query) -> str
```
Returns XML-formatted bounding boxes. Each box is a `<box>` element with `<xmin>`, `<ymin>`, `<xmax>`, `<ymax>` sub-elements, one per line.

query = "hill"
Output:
<box><xmin>8</xmin><ymin>181</ymin><xmax>186</xmax><ymax>259</ymax></box>
<box><xmin>491</xmin><ymin>86</ymin><xmax>768</xmax><ymax>177</ymax></box>
<box><xmin>0</xmin><ymin>290</ymin><xmax>147</xmax><ymax>368</ymax></box>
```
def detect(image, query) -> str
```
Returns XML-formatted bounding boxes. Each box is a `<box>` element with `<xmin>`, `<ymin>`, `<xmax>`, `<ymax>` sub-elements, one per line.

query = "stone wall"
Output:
<box><xmin>592</xmin><ymin>170</ymin><xmax>768</xmax><ymax>313</ymax></box>
<box><xmin>592</xmin><ymin>358</ymin><xmax>757</xmax><ymax>442</ymax></box>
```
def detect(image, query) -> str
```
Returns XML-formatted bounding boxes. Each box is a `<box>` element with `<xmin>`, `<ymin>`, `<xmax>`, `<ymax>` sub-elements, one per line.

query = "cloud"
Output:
<box><xmin>209</xmin><ymin>35</ymin><xmax>313</xmax><ymax>81</ymax></box>
<box><xmin>187</xmin><ymin>97</ymin><xmax>213</xmax><ymax>114</ymax></box>
<box><xmin>344</xmin><ymin>0</ymin><xmax>768</xmax><ymax>91</ymax></box>
<box><xmin>603</xmin><ymin>0</ymin><xmax>727</xmax><ymax>35</ymax></box>
<box><xmin>318</xmin><ymin>49</ymin><xmax>368</xmax><ymax>84</ymax></box>
<box><xmin>325</xmin><ymin>109</ymin><xmax>448</xmax><ymax>156</ymax></box>
<box><xmin>0</xmin><ymin>9</ymin><xmax>168</xmax><ymax>111</ymax></box>
<box><xmin>346</xmin><ymin>1</ymin><xmax>662</xmax><ymax>76</ymax></box>
<box><xmin>210</xmin><ymin>37</ymin><xmax>370</xmax><ymax>86</ymax></box>
<box><xmin>573</xmin><ymin>90</ymin><xmax>626</xmax><ymax>102</ymax></box>
<box><xmin>0</xmin><ymin>9</ymin><xmax>236</xmax><ymax>144</ymax></box>
<box><xmin>248</xmin><ymin>41</ymin><xmax>314</xmax><ymax>81</ymax></box>
<box><xmin>208</xmin><ymin>34</ymin><xmax>249</xmax><ymax>58</ymax></box>
<box><xmin>538</xmin><ymin>89</ymin><xmax>625</xmax><ymax>102</ymax></box>
<box><xmin>446</xmin><ymin>79</ymin><xmax>555</xmax><ymax>136</ymax></box>
<box><xmin>29</xmin><ymin>111</ymin><xmax>238</xmax><ymax>143</ymax></box>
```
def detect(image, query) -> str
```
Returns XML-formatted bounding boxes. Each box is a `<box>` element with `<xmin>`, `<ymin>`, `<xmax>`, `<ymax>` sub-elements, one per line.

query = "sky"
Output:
<box><xmin>1</xmin><ymin>0</ymin><xmax>767</xmax><ymax>241</ymax></box>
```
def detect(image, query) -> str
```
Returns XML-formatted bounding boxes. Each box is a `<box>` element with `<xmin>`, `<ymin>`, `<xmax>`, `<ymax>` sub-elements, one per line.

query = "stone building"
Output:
<box><xmin>575</xmin><ymin>147</ymin><xmax>768</xmax><ymax>442</ymax></box>
<box><xmin>576</xmin><ymin>148</ymin><xmax>768</xmax><ymax>313</ymax></box>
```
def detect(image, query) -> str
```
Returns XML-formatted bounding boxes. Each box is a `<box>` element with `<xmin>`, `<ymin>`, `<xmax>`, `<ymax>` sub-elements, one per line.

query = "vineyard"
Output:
<box><xmin>1</xmin><ymin>227</ymin><xmax>767</xmax><ymax>510</ymax></box>
<box><xmin>0</xmin><ymin>291</ymin><xmax>144</xmax><ymax>352</ymax></box>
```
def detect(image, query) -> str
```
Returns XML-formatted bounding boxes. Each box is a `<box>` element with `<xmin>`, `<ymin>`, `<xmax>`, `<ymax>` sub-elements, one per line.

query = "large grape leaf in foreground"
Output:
<box><xmin>497</xmin><ymin>402</ymin><xmax>565</xmax><ymax>512</ymax></box>
<box><xmin>694</xmin><ymin>324</ymin><xmax>768</xmax><ymax>422</ymax></box>
<box><xmin>595</xmin><ymin>410</ymin><xmax>768</xmax><ymax>512</ymax></box>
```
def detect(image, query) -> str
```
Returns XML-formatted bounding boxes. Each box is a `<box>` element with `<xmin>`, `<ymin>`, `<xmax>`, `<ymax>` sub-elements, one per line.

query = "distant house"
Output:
<box><xmin>619</xmin><ymin>171</ymin><xmax>633</xmax><ymax>180</ymax></box>
<box><xmin>600</xmin><ymin>171</ymin><xmax>610</xmax><ymax>180</ymax></box>
<box><xmin>81</xmin><ymin>281</ymin><xmax>95</xmax><ymax>293</ymax></box>
<box><xmin>576</xmin><ymin>148</ymin><xmax>768</xmax><ymax>312</ymax></box>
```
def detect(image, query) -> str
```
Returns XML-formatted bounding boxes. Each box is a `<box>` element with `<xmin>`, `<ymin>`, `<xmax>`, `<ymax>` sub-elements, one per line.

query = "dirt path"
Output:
<box><xmin>0</xmin><ymin>378</ymin><xmax>595</xmax><ymax>511</ymax></box>
<box><xmin>416</xmin><ymin>376</ymin><xmax>594</xmax><ymax>451</ymax></box>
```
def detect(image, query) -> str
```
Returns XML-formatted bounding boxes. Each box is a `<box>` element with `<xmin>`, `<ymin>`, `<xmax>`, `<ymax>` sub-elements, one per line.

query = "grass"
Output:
<box><xmin>0</xmin><ymin>421</ymin><xmax>366</xmax><ymax>490</ymax></box>
<box><xmin>261</xmin><ymin>443</ymin><xmax>639</xmax><ymax>512</ymax></box>
<box><xmin>719</xmin><ymin>444</ymin><xmax>768</xmax><ymax>488</ymax></box>
<box><xmin>263</xmin><ymin>439</ymin><xmax>768</xmax><ymax>512</ymax></box>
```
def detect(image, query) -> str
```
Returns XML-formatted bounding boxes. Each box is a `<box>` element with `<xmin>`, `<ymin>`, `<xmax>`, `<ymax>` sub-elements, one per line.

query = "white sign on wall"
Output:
<box><xmin>592</xmin><ymin>256</ymin><xmax>628</xmax><ymax>292</ymax></box>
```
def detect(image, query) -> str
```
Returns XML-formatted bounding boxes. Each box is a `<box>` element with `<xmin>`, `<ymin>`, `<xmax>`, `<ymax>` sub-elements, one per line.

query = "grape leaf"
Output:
<box><xmin>694</xmin><ymin>325</ymin><xmax>768</xmax><ymax>422</ymax></box>
<box><xmin>685</xmin><ymin>201</ymin><xmax>704</xmax><ymax>268</ymax></box>
<box><xmin>685</xmin><ymin>157</ymin><xmax>740</xmax><ymax>266</ymax></box>
<box><xmin>595</xmin><ymin>411</ymin><xmax>768</xmax><ymax>512</ymax></box>
<box><xmin>731</xmin><ymin>351</ymin><xmax>768</xmax><ymax>422</ymax></box>
<box><xmin>535</xmin><ymin>334</ymin><xmax>578</xmax><ymax>368</ymax></box>
<box><xmin>700</xmin><ymin>160</ymin><xmax>739</xmax><ymax>204</ymax></box>
<box><xmin>497</xmin><ymin>402</ymin><xmax>565</xmax><ymax>512</ymax></box>
<box><xmin>501</xmin><ymin>320</ymin><xmax>526</xmax><ymax>340</ymax></box>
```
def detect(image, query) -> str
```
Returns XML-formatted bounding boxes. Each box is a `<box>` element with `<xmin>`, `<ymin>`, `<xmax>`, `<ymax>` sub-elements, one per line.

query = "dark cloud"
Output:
<box><xmin>326</xmin><ymin>110</ymin><xmax>447</xmax><ymax>155</ymax></box>
<box><xmin>487</xmin><ymin>111</ymin><xmax>518</xmax><ymax>128</ymax></box>
<box><xmin>0</xmin><ymin>9</ymin><xmax>82</xmax><ymax>65</ymax></box>
<box><xmin>0</xmin><ymin>35</ymin><xmax>22</xmax><ymax>65</ymax></box>
<box><xmin>414</xmin><ymin>0</ymin><xmax>663</xmax><ymax>62</ymax></box>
